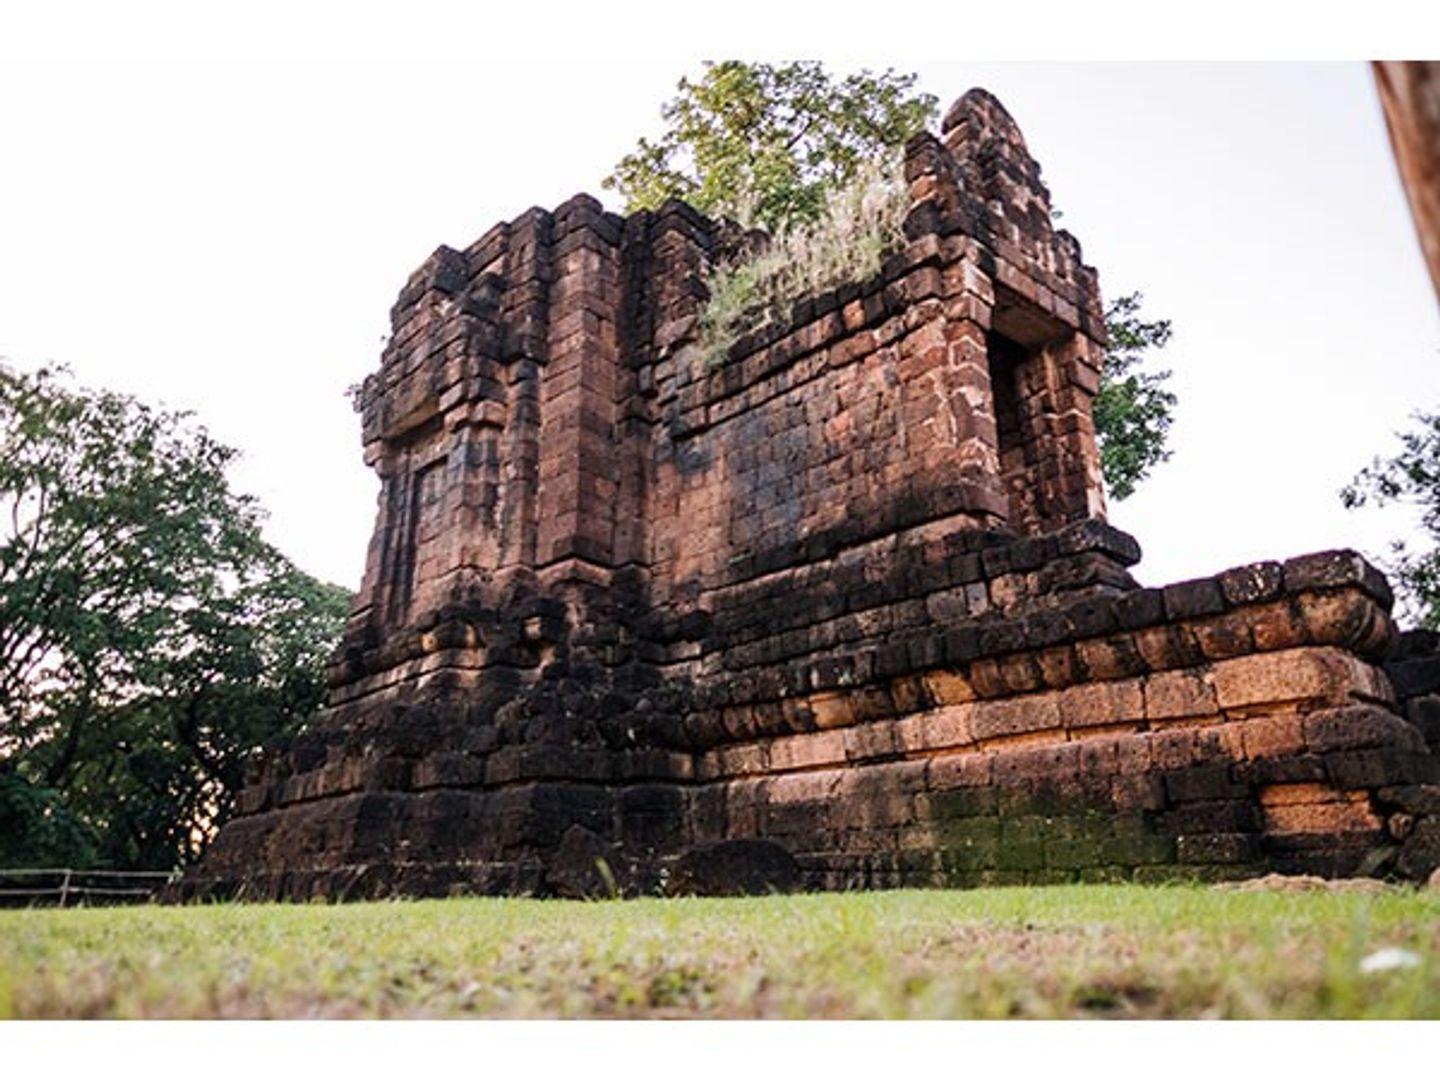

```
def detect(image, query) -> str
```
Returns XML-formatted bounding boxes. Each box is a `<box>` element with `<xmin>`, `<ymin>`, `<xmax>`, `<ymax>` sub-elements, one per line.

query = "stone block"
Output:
<box><xmin>1163</xmin><ymin>765</ymin><xmax>1246</xmax><ymax>803</ymax></box>
<box><xmin>929</xmin><ymin>751</ymin><xmax>994</xmax><ymax>790</ymax></box>
<box><xmin>1076</xmin><ymin>634</ymin><xmax>1148</xmax><ymax>681</ymax></box>
<box><xmin>1177</xmin><ymin>832</ymin><xmax>1259</xmax><ymax>865</ymax></box>
<box><xmin>1239</xmin><ymin>714</ymin><xmax>1305</xmax><ymax>759</ymax></box>
<box><xmin>1059</xmin><ymin>678</ymin><xmax>1145</xmax><ymax>730</ymax></box>
<box><xmin>1283</xmin><ymin>550</ymin><xmax>1392</xmax><ymax>607</ymax></box>
<box><xmin>667</xmin><ymin>840</ymin><xmax>800</xmax><ymax>896</ymax></box>
<box><xmin>1162</xmin><ymin>578</ymin><xmax>1226</xmax><ymax>621</ymax></box>
<box><xmin>544</xmin><ymin>825</ymin><xmax>626</xmax><ymax>899</ymax></box>
<box><xmin>1296</xmin><ymin>592</ymin><xmax>1390</xmax><ymax>659</ymax></box>
<box><xmin>1218</xmin><ymin>561</ymin><xmax>1285</xmax><ymax>607</ymax></box>
<box><xmin>925</xmin><ymin>787</ymin><xmax>999</xmax><ymax>820</ymax></box>
<box><xmin>1133</xmin><ymin>624</ymin><xmax>1205</xmax><ymax>671</ymax></box>
<box><xmin>1212</xmin><ymin>648</ymin><xmax>1375</xmax><ymax>712</ymax></box>
<box><xmin>843</xmin><ymin>721</ymin><xmax>899</xmax><ymax>762</ymax></box>
<box><xmin>1115</xmin><ymin>588</ymin><xmax>1165</xmax><ymax>630</ymax></box>
<box><xmin>1261</xmin><ymin>791</ymin><xmax>1382</xmax><ymax>836</ymax></box>
<box><xmin>1192</xmin><ymin>611</ymin><xmax>1256</xmax><ymax>661</ymax></box>
<box><xmin>971</xmin><ymin>694</ymin><xmax>1062</xmax><ymax>742</ymax></box>
<box><xmin>1145</xmin><ymin>669</ymin><xmax>1218</xmax><ymax>720</ymax></box>
<box><xmin>924</xmin><ymin>668</ymin><xmax>977</xmax><ymax>704</ymax></box>
<box><xmin>993</xmin><ymin>743</ymin><xmax>1080</xmax><ymax>787</ymax></box>
<box><xmin>808</xmin><ymin>691</ymin><xmax>856</xmax><ymax>730</ymax></box>
<box><xmin>1302</xmin><ymin>704</ymin><xmax>1423</xmax><ymax>754</ymax></box>
<box><xmin>1246</xmin><ymin>600</ymin><xmax>1309</xmax><ymax>653</ymax></box>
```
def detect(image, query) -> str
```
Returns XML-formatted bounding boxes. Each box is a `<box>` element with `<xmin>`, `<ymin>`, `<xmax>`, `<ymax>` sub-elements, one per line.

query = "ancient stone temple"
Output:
<box><xmin>188</xmin><ymin>89</ymin><xmax>1440</xmax><ymax>900</ymax></box>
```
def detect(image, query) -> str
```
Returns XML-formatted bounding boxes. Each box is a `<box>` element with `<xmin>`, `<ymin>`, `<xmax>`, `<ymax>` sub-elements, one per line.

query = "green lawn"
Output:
<box><xmin>2</xmin><ymin>884</ymin><xmax>1438</xmax><ymax>1019</ymax></box>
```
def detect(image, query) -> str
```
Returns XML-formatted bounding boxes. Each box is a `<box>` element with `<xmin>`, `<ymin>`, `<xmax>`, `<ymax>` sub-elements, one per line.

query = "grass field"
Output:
<box><xmin>2</xmin><ymin>884</ymin><xmax>1438</xmax><ymax>1019</ymax></box>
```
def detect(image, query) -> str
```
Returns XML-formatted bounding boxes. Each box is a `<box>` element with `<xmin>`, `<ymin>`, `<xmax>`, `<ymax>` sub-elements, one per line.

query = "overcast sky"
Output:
<box><xmin>2</xmin><ymin>59</ymin><xmax>1436</xmax><ymax>597</ymax></box>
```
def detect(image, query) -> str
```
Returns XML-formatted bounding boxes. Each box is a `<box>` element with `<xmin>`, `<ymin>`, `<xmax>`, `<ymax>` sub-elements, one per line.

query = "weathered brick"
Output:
<box><xmin>1145</xmin><ymin>669</ymin><xmax>1218</xmax><ymax>720</ymax></box>
<box><xmin>1177</xmin><ymin>832</ymin><xmax>1259</xmax><ymax>865</ymax></box>
<box><xmin>1133</xmin><ymin>624</ymin><xmax>1206</xmax><ymax>671</ymax></box>
<box><xmin>1247</xmin><ymin>600</ymin><xmax>1309</xmax><ymax>653</ymax></box>
<box><xmin>928</xmin><ymin>751</ymin><xmax>995</xmax><ymax>790</ymax></box>
<box><xmin>1164</xmin><ymin>765</ymin><xmax>1246</xmax><ymax>803</ymax></box>
<box><xmin>1059</xmin><ymin>678</ymin><xmax>1145</xmax><ymax>730</ymax></box>
<box><xmin>1076</xmin><ymin>634</ymin><xmax>1148</xmax><ymax>681</ymax></box>
<box><xmin>1283</xmin><ymin>550</ymin><xmax>1391</xmax><ymax>606</ymax></box>
<box><xmin>1114</xmin><ymin>588</ymin><xmax>1165</xmax><ymax>631</ymax></box>
<box><xmin>1239</xmin><ymin>714</ymin><xmax>1305</xmax><ymax>759</ymax></box>
<box><xmin>970</xmin><ymin>694</ymin><xmax>1061</xmax><ymax>742</ymax></box>
<box><xmin>1218</xmin><ymin>561</ymin><xmax>1285</xmax><ymax>607</ymax></box>
<box><xmin>1111</xmin><ymin>774</ymin><xmax>1165</xmax><ymax>812</ymax></box>
<box><xmin>843</xmin><ymin>721</ymin><xmax>898</xmax><ymax>763</ymax></box>
<box><xmin>1192</xmin><ymin>611</ymin><xmax>1256</xmax><ymax>661</ymax></box>
<box><xmin>1212</xmin><ymin>648</ymin><xmax>1376</xmax><ymax>712</ymax></box>
<box><xmin>924</xmin><ymin>668</ymin><xmax>977</xmax><ymax>705</ymax></box>
<box><xmin>1162</xmin><ymin>578</ymin><xmax>1227</xmax><ymax>621</ymax></box>
<box><xmin>1261</xmin><ymin>790</ymin><xmax>1382</xmax><ymax>835</ymax></box>
<box><xmin>993</xmin><ymin>743</ymin><xmax>1080</xmax><ymax>787</ymax></box>
<box><xmin>1302</xmin><ymin>705</ymin><xmax>1423</xmax><ymax>754</ymax></box>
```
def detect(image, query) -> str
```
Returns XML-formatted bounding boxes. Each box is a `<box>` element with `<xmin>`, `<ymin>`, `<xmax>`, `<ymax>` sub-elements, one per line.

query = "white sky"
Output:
<box><xmin>2</xmin><ymin>50</ymin><xmax>1436</xmax><ymax>595</ymax></box>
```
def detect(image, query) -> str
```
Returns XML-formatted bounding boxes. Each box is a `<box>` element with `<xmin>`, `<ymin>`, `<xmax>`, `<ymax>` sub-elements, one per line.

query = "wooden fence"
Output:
<box><xmin>0</xmin><ymin>867</ymin><xmax>179</xmax><ymax>907</ymax></box>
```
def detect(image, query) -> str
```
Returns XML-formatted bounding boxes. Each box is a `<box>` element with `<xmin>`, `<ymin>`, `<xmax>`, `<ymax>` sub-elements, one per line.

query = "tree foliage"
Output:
<box><xmin>0</xmin><ymin>767</ymin><xmax>95</xmax><ymax>869</ymax></box>
<box><xmin>1342</xmin><ymin>409</ymin><xmax>1440</xmax><ymax>628</ymax></box>
<box><xmin>1095</xmin><ymin>293</ymin><xmax>1177</xmax><ymax>501</ymax></box>
<box><xmin>0</xmin><ymin>363</ymin><xmax>349</xmax><ymax>868</ymax></box>
<box><xmin>604</xmin><ymin>61</ymin><xmax>937</xmax><ymax>233</ymax></box>
<box><xmin>610</xmin><ymin>64</ymin><xmax>1178</xmax><ymax>501</ymax></box>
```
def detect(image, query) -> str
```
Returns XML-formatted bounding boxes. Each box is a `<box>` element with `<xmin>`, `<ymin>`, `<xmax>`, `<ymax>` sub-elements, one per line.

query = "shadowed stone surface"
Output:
<box><xmin>182</xmin><ymin>89</ymin><xmax>1440</xmax><ymax>901</ymax></box>
<box><xmin>544</xmin><ymin>825</ymin><xmax>629</xmax><ymax>900</ymax></box>
<box><xmin>669</xmin><ymin>841</ymin><xmax>800</xmax><ymax>897</ymax></box>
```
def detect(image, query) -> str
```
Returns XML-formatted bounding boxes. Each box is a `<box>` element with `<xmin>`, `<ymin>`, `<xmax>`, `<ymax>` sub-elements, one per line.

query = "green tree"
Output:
<box><xmin>1342</xmin><ymin>408</ymin><xmax>1440</xmax><ymax>628</ymax></box>
<box><xmin>29</xmin><ymin>565</ymin><xmax>349</xmax><ymax>869</ymax></box>
<box><xmin>609</xmin><ymin>64</ymin><xmax>1178</xmax><ymax>500</ymax></box>
<box><xmin>605</xmin><ymin>61</ymin><xmax>937</xmax><ymax>232</ymax></box>
<box><xmin>0</xmin><ymin>767</ymin><xmax>95</xmax><ymax>869</ymax></box>
<box><xmin>1095</xmin><ymin>292</ymin><xmax>1178</xmax><ymax>501</ymax></box>
<box><xmin>0</xmin><ymin>362</ymin><xmax>349</xmax><ymax>868</ymax></box>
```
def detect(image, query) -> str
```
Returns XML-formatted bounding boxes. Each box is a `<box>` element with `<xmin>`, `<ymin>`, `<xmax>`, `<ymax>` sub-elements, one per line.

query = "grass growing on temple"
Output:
<box><xmin>3</xmin><ymin>884</ymin><xmax>1438</xmax><ymax>1019</ymax></box>
<box><xmin>696</xmin><ymin>155</ymin><xmax>909</xmax><ymax>369</ymax></box>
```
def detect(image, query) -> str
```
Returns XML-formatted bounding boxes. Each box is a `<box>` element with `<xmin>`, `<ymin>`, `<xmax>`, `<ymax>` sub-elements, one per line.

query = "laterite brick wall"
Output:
<box><xmin>183</xmin><ymin>90</ymin><xmax>1440</xmax><ymax>901</ymax></box>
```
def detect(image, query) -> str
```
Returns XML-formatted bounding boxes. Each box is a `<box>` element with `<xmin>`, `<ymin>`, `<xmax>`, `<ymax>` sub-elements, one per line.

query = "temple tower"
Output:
<box><xmin>188</xmin><ymin>90</ymin><xmax>1439</xmax><ymax>899</ymax></box>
